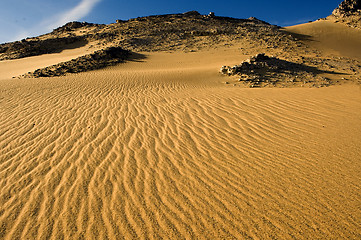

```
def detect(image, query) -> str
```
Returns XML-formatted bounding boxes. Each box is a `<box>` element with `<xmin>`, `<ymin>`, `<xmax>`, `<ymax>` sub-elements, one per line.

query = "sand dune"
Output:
<box><xmin>0</xmin><ymin>45</ymin><xmax>93</xmax><ymax>80</ymax></box>
<box><xmin>1</xmin><ymin>22</ymin><xmax>361</xmax><ymax>239</ymax></box>
<box><xmin>286</xmin><ymin>20</ymin><xmax>361</xmax><ymax>59</ymax></box>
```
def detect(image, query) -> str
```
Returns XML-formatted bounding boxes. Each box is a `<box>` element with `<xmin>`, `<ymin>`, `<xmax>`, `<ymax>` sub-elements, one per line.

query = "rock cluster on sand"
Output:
<box><xmin>20</xmin><ymin>47</ymin><xmax>129</xmax><ymax>78</ymax></box>
<box><xmin>220</xmin><ymin>53</ymin><xmax>333</xmax><ymax>88</ymax></box>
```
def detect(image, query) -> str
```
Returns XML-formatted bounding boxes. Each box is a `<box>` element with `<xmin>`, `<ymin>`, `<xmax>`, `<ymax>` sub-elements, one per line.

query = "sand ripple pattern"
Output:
<box><xmin>1</xmin><ymin>70</ymin><xmax>361</xmax><ymax>239</ymax></box>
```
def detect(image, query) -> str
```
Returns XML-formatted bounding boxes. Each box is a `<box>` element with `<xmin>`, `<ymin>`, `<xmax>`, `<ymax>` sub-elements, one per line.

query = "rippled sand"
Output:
<box><xmin>1</xmin><ymin>43</ymin><xmax>361</xmax><ymax>238</ymax></box>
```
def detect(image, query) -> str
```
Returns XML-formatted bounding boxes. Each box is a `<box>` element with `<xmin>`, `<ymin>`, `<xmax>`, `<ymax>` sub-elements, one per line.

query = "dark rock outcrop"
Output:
<box><xmin>0</xmin><ymin>37</ymin><xmax>87</xmax><ymax>60</ymax></box>
<box><xmin>333</xmin><ymin>0</ymin><xmax>361</xmax><ymax>16</ymax></box>
<box><xmin>182</xmin><ymin>11</ymin><xmax>201</xmax><ymax>16</ymax></box>
<box><xmin>52</xmin><ymin>21</ymin><xmax>100</xmax><ymax>33</ymax></box>
<box><xmin>220</xmin><ymin>54</ymin><xmax>335</xmax><ymax>88</ymax></box>
<box><xmin>20</xmin><ymin>47</ymin><xmax>129</xmax><ymax>78</ymax></box>
<box><xmin>329</xmin><ymin>0</ymin><xmax>361</xmax><ymax>29</ymax></box>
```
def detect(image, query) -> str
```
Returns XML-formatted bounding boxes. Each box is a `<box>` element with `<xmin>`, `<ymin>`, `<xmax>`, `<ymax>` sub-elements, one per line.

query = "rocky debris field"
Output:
<box><xmin>20</xmin><ymin>47</ymin><xmax>129</xmax><ymax>78</ymax></box>
<box><xmin>106</xmin><ymin>12</ymin><xmax>297</xmax><ymax>53</ymax></box>
<box><xmin>220</xmin><ymin>53</ymin><xmax>358</xmax><ymax>88</ymax></box>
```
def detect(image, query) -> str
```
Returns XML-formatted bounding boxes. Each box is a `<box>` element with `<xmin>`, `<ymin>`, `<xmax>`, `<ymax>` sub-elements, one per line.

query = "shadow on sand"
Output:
<box><xmin>126</xmin><ymin>52</ymin><xmax>147</xmax><ymax>63</ymax></box>
<box><xmin>280</xmin><ymin>29</ymin><xmax>315</xmax><ymax>42</ymax></box>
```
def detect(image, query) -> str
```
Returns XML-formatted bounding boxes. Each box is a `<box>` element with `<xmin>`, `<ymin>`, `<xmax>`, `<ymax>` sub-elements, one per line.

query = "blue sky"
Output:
<box><xmin>0</xmin><ymin>0</ymin><xmax>342</xmax><ymax>44</ymax></box>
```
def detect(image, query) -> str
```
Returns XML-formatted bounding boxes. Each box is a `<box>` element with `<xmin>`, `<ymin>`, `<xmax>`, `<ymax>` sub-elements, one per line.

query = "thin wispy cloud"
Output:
<box><xmin>3</xmin><ymin>0</ymin><xmax>102</xmax><ymax>41</ymax></box>
<box><xmin>48</xmin><ymin>0</ymin><xmax>102</xmax><ymax>30</ymax></box>
<box><xmin>0</xmin><ymin>0</ymin><xmax>102</xmax><ymax>43</ymax></box>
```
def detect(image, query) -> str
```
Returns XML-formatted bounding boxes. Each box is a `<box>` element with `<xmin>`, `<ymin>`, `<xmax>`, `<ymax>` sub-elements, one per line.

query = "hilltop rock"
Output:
<box><xmin>53</xmin><ymin>21</ymin><xmax>100</xmax><ymax>33</ymax></box>
<box><xmin>333</xmin><ymin>0</ymin><xmax>361</xmax><ymax>16</ymax></box>
<box><xmin>328</xmin><ymin>0</ymin><xmax>361</xmax><ymax>29</ymax></box>
<box><xmin>248</xmin><ymin>17</ymin><xmax>270</xmax><ymax>25</ymax></box>
<box><xmin>182</xmin><ymin>11</ymin><xmax>201</xmax><ymax>16</ymax></box>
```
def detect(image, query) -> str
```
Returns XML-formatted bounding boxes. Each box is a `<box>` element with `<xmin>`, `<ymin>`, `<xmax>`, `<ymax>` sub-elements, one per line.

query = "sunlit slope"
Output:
<box><xmin>285</xmin><ymin>20</ymin><xmax>361</xmax><ymax>60</ymax></box>
<box><xmin>0</xmin><ymin>45</ymin><xmax>93</xmax><ymax>80</ymax></box>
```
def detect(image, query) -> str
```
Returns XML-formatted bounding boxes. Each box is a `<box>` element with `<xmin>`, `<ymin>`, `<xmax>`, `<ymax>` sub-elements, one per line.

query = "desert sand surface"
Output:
<box><xmin>1</xmin><ymin>16</ymin><xmax>361</xmax><ymax>240</ymax></box>
<box><xmin>0</xmin><ymin>45</ymin><xmax>93</xmax><ymax>80</ymax></box>
<box><xmin>286</xmin><ymin>20</ymin><xmax>361</xmax><ymax>59</ymax></box>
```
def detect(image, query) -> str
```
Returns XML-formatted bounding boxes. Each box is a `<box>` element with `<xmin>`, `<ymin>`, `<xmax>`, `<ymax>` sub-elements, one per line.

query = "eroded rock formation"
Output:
<box><xmin>333</xmin><ymin>0</ymin><xmax>361</xmax><ymax>16</ymax></box>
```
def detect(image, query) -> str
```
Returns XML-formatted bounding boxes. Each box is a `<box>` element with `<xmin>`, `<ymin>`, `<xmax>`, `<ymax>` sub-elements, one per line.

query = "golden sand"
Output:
<box><xmin>1</xmin><ymin>21</ymin><xmax>361</xmax><ymax>239</ymax></box>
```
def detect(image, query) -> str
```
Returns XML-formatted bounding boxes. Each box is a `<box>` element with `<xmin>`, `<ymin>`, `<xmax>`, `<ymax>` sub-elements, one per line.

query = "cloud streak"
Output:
<box><xmin>48</xmin><ymin>0</ymin><xmax>102</xmax><ymax>30</ymax></box>
<box><xmin>0</xmin><ymin>0</ymin><xmax>102</xmax><ymax>43</ymax></box>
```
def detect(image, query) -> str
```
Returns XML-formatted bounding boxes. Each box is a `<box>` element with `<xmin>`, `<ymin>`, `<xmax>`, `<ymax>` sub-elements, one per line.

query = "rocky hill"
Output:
<box><xmin>1</xmin><ymin>11</ymin><xmax>302</xmax><ymax>59</ymax></box>
<box><xmin>1</xmin><ymin>10</ymin><xmax>360</xmax><ymax>87</ymax></box>
<box><xmin>329</xmin><ymin>0</ymin><xmax>361</xmax><ymax>28</ymax></box>
<box><xmin>1</xmin><ymin>11</ymin><xmax>313</xmax><ymax>78</ymax></box>
<box><xmin>333</xmin><ymin>0</ymin><xmax>361</xmax><ymax>16</ymax></box>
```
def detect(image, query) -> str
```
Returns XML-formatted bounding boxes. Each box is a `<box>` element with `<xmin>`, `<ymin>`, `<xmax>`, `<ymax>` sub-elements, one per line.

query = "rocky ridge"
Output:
<box><xmin>20</xmin><ymin>47</ymin><xmax>129</xmax><ymax>78</ymax></box>
<box><xmin>329</xmin><ymin>0</ymin><xmax>361</xmax><ymax>29</ymax></box>
<box><xmin>333</xmin><ymin>0</ymin><xmax>361</xmax><ymax>16</ymax></box>
<box><xmin>0</xmin><ymin>37</ymin><xmax>87</xmax><ymax>61</ymax></box>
